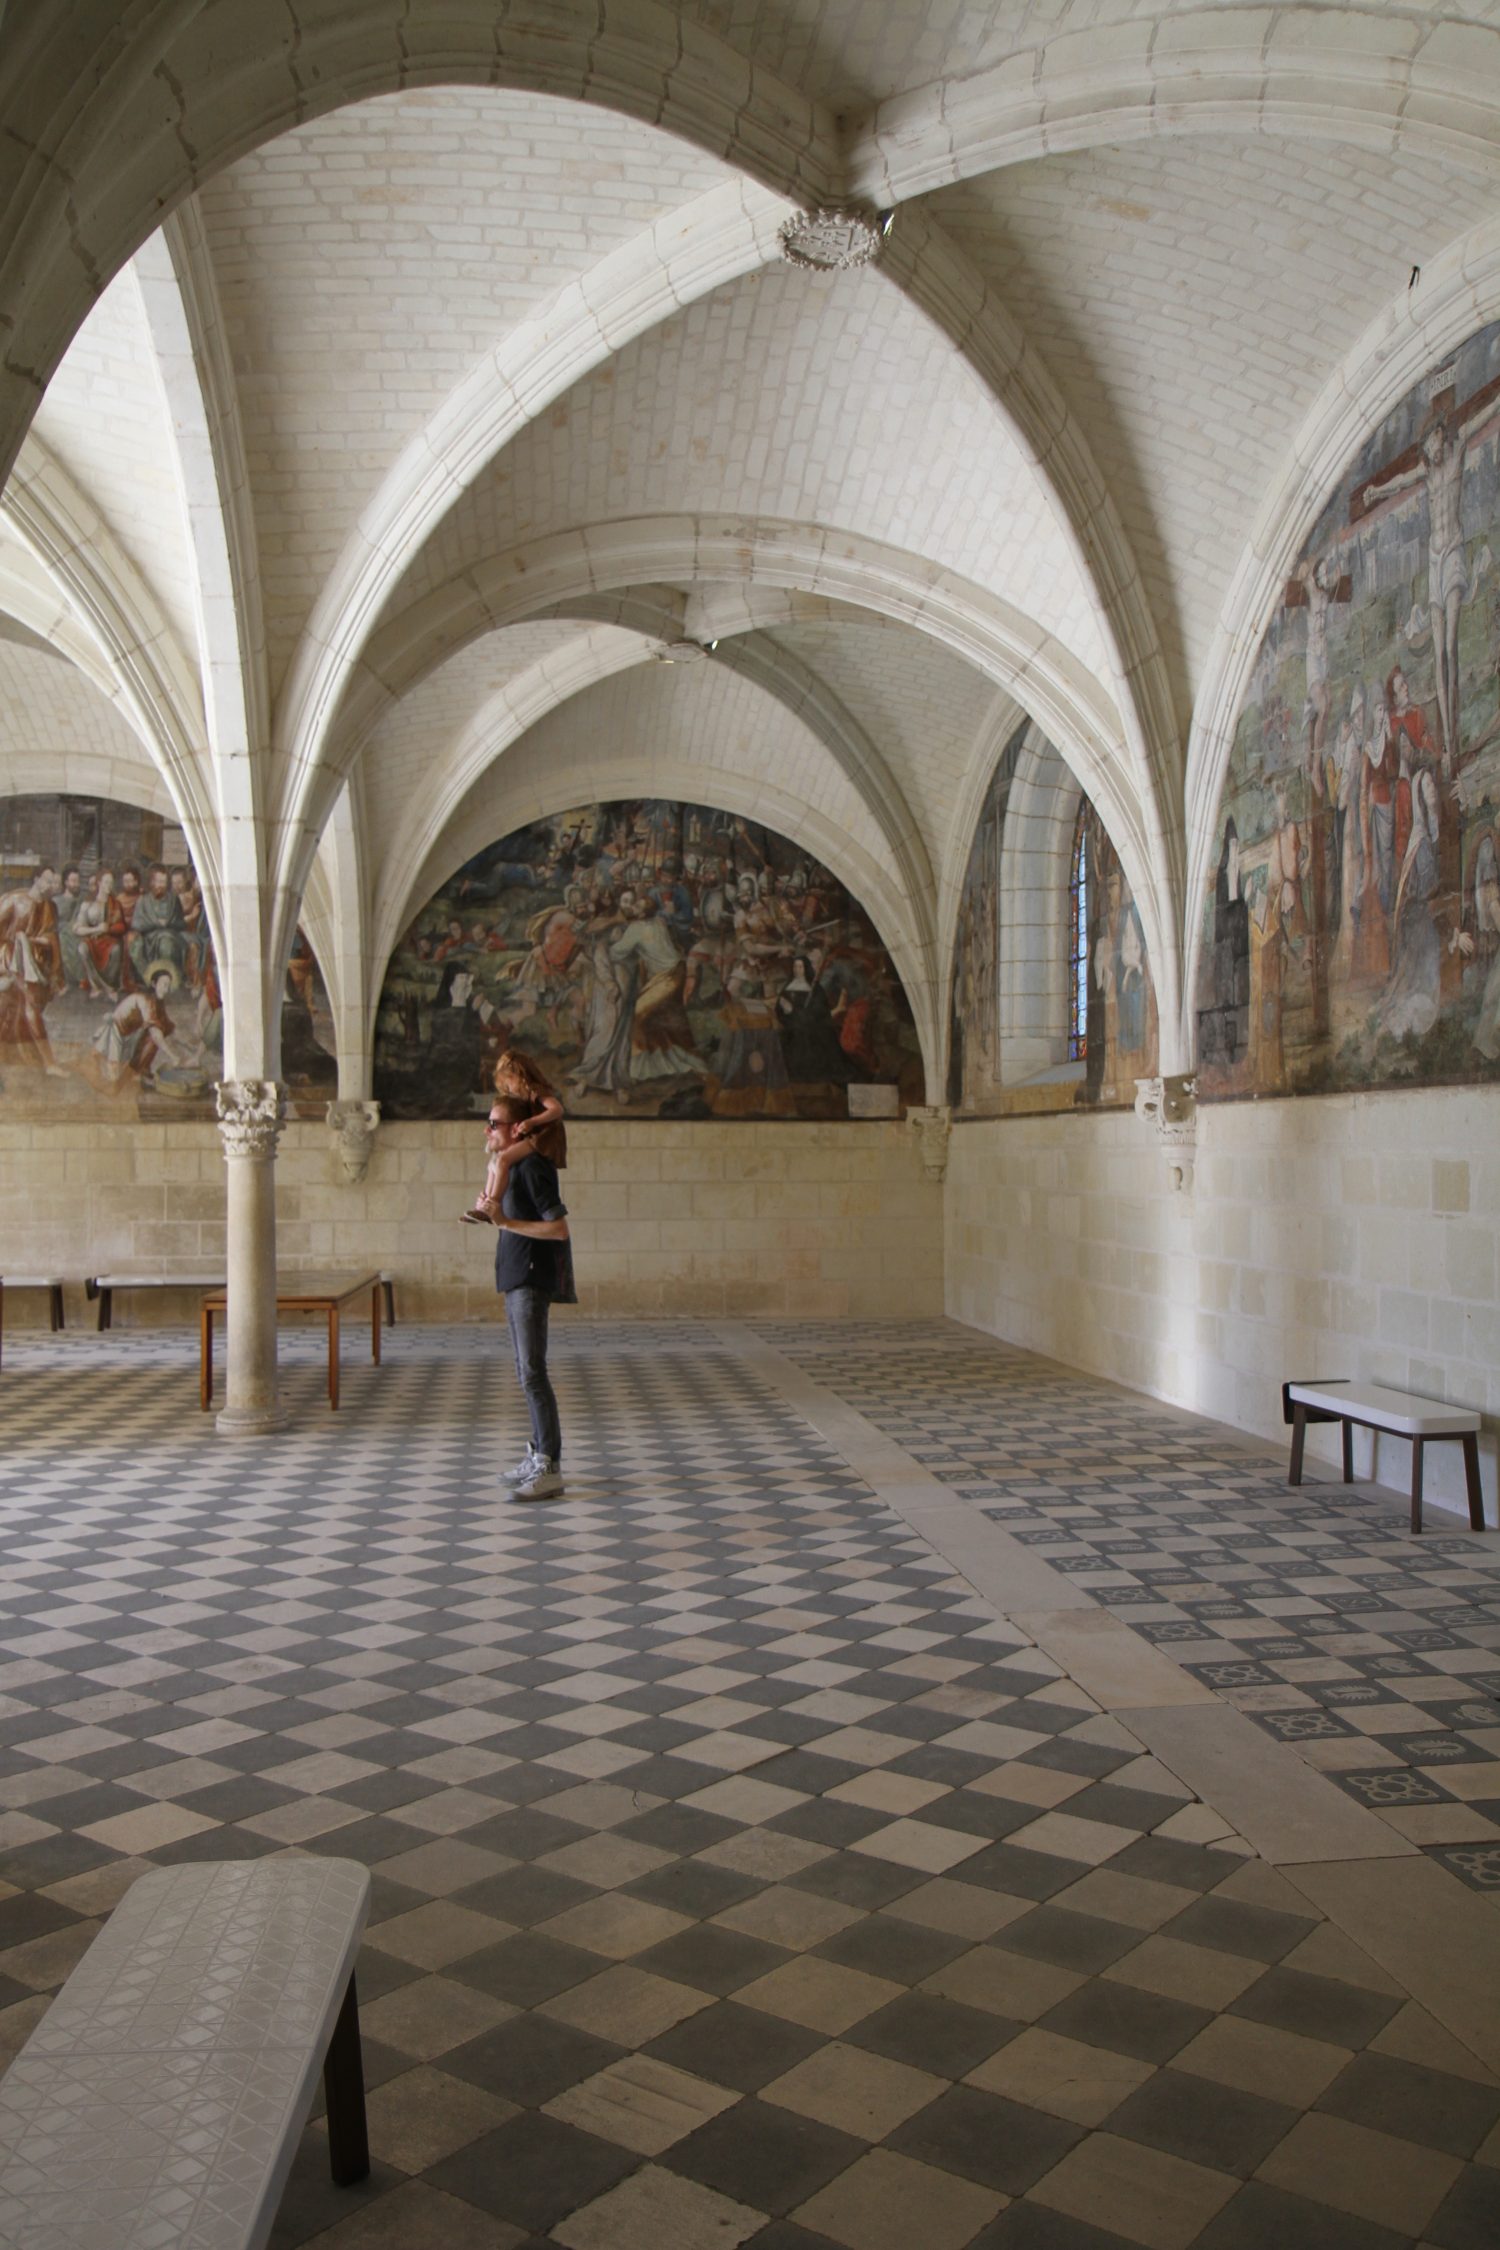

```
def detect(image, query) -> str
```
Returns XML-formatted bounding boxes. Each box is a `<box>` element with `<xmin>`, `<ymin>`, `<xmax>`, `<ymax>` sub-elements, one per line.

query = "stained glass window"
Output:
<box><xmin>1068</xmin><ymin>803</ymin><xmax>1088</xmax><ymax>1061</ymax></box>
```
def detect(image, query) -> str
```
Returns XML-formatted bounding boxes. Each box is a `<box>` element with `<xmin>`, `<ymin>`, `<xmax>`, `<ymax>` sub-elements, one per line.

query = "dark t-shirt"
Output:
<box><xmin>494</xmin><ymin>1152</ymin><xmax>575</xmax><ymax>1300</ymax></box>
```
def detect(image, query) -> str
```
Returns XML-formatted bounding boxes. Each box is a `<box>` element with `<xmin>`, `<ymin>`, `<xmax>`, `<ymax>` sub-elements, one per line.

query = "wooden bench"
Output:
<box><xmin>0</xmin><ymin>1856</ymin><xmax>370</xmax><ymax>2248</ymax></box>
<box><xmin>1285</xmin><ymin>1378</ymin><xmax>1487</xmax><ymax>1534</ymax></box>
<box><xmin>0</xmin><ymin>1275</ymin><xmax>65</xmax><ymax>1367</ymax></box>
<box><xmin>200</xmin><ymin>1271</ymin><xmax>384</xmax><ymax>1412</ymax></box>
<box><xmin>87</xmin><ymin>1272</ymin><xmax>225</xmax><ymax>1331</ymax></box>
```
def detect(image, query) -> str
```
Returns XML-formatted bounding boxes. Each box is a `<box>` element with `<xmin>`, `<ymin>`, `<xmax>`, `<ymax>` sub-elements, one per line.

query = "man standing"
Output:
<box><xmin>0</xmin><ymin>864</ymin><xmax>66</xmax><ymax>1073</ymax></box>
<box><xmin>484</xmin><ymin>1092</ymin><xmax>574</xmax><ymax>1501</ymax></box>
<box><xmin>128</xmin><ymin>862</ymin><xmax>189</xmax><ymax>986</ymax></box>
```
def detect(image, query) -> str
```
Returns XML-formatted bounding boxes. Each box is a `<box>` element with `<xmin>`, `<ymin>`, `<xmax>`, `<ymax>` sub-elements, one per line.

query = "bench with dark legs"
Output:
<box><xmin>0</xmin><ymin>1275</ymin><xmax>65</xmax><ymax>1367</ymax></box>
<box><xmin>1285</xmin><ymin>1378</ymin><xmax>1487</xmax><ymax>1534</ymax></box>
<box><xmin>86</xmin><ymin>1271</ymin><xmax>225</xmax><ymax>1330</ymax></box>
<box><xmin>0</xmin><ymin>1857</ymin><xmax>370</xmax><ymax>2247</ymax></box>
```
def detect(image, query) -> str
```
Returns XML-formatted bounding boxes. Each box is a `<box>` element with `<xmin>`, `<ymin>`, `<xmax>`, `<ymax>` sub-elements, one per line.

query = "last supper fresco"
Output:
<box><xmin>1198</xmin><ymin>318</ymin><xmax>1500</xmax><ymax>1098</ymax></box>
<box><xmin>373</xmin><ymin>799</ymin><xmax>923</xmax><ymax>1120</ymax></box>
<box><xmin>0</xmin><ymin>791</ymin><xmax>335</xmax><ymax>1119</ymax></box>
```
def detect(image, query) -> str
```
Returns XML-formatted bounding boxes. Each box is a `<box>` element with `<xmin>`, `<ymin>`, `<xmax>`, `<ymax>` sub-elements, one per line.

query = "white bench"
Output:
<box><xmin>86</xmin><ymin>1272</ymin><xmax>225</xmax><ymax>1331</ymax></box>
<box><xmin>0</xmin><ymin>1857</ymin><xmax>370</xmax><ymax>2248</ymax></box>
<box><xmin>1285</xmin><ymin>1378</ymin><xmax>1486</xmax><ymax>1534</ymax></box>
<box><xmin>0</xmin><ymin>1275</ymin><xmax>65</xmax><ymax>1367</ymax></box>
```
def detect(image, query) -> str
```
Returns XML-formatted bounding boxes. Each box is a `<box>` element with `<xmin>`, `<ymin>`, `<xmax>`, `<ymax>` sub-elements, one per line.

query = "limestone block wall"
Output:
<box><xmin>946</xmin><ymin>1087</ymin><xmax>1500</xmax><ymax>1521</ymax></box>
<box><xmin>0</xmin><ymin>1120</ymin><xmax>940</xmax><ymax>1326</ymax></box>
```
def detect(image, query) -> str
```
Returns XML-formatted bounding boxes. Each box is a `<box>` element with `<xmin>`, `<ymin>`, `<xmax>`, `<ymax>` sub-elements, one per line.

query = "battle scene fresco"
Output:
<box><xmin>948</xmin><ymin>719</ymin><xmax>1159</xmax><ymax>1116</ymax></box>
<box><xmin>0</xmin><ymin>792</ymin><xmax>336</xmax><ymax>1119</ymax></box>
<box><xmin>1200</xmin><ymin>319</ymin><xmax>1500</xmax><ymax>1098</ymax></box>
<box><xmin>373</xmin><ymin>800</ymin><xmax>923</xmax><ymax>1120</ymax></box>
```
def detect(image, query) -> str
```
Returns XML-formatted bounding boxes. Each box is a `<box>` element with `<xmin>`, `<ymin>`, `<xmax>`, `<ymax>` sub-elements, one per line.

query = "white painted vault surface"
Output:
<box><xmin>7</xmin><ymin>2</ymin><xmax>1500</xmax><ymax>1082</ymax></box>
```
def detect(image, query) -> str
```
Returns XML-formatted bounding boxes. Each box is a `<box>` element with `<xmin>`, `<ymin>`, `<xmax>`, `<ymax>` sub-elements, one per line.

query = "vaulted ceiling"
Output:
<box><xmin>4</xmin><ymin>1</ymin><xmax>1500</xmax><ymax>1085</ymax></box>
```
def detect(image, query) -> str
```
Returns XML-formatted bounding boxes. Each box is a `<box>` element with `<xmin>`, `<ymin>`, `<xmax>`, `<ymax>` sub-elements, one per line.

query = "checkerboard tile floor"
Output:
<box><xmin>0</xmin><ymin>1318</ymin><xmax>1496</xmax><ymax>2248</ymax></box>
<box><xmin>766</xmin><ymin>1323</ymin><xmax>1500</xmax><ymax>1898</ymax></box>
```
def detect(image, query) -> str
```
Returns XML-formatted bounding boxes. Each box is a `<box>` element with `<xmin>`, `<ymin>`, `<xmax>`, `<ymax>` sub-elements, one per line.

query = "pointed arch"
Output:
<box><xmin>290</xmin><ymin>516</ymin><xmax>1181</xmax><ymax>1065</ymax></box>
<box><xmin>1</xmin><ymin>432</ymin><xmax>219</xmax><ymax>892</ymax></box>
<box><xmin>0</xmin><ymin>3</ymin><xmax>837</xmax><ymax>487</ymax></box>
<box><xmin>850</xmin><ymin>12</ymin><xmax>1500</xmax><ymax>204</ymax></box>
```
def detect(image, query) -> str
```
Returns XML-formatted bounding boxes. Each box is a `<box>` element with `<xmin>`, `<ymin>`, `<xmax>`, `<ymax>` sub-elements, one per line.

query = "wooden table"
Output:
<box><xmin>200</xmin><ymin>1272</ymin><xmax>384</xmax><ymax>1411</ymax></box>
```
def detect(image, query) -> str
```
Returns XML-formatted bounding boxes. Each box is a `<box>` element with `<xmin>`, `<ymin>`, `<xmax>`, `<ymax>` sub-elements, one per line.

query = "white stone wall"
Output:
<box><xmin>946</xmin><ymin>1085</ymin><xmax>1500</xmax><ymax>1521</ymax></box>
<box><xmin>0</xmin><ymin>1120</ymin><xmax>940</xmax><ymax>1327</ymax></box>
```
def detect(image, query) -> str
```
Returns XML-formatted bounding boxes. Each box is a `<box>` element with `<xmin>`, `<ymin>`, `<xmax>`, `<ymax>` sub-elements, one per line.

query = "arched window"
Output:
<box><xmin>1067</xmin><ymin>803</ymin><xmax>1088</xmax><ymax>1061</ymax></box>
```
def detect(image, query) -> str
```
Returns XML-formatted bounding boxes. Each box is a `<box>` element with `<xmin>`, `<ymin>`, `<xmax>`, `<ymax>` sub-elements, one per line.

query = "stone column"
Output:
<box><xmin>214</xmin><ymin>1078</ymin><xmax>287</xmax><ymax>1436</ymax></box>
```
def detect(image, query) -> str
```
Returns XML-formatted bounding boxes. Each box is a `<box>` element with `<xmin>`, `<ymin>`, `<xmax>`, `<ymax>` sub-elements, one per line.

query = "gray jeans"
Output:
<box><xmin>505</xmin><ymin>1287</ymin><xmax>561</xmax><ymax>1464</ymax></box>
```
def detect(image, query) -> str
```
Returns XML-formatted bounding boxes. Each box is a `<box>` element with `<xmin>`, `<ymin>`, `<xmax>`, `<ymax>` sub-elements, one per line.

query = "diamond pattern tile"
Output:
<box><xmin>0</xmin><ymin>1316</ymin><xmax>1495</xmax><ymax>2249</ymax></box>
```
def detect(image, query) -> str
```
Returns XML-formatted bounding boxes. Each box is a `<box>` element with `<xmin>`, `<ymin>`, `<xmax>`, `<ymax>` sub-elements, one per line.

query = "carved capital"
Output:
<box><xmin>327</xmin><ymin>1098</ymin><xmax>381</xmax><ymax>1184</ymax></box>
<box><xmin>907</xmin><ymin>1103</ymin><xmax>953</xmax><ymax>1182</ymax></box>
<box><xmin>214</xmin><ymin>1079</ymin><xmax>286</xmax><ymax>1162</ymax></box>
<box><xmin>1134</xmin><ymin>1073</ymin><xmax>1198</xmax><ymax>1191</ymax></box>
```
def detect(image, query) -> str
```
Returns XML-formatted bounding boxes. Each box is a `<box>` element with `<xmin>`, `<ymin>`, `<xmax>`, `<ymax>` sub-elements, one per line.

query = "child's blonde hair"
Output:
<box><xmin>492</xmin><ymin>1049</ymin><xmax>567</xmax><ymax>1166</ymax></box>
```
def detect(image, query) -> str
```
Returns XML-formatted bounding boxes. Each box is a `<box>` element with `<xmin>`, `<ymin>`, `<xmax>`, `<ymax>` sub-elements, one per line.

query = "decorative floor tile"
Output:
<box><xmin>2</xmin><ymin>1317</ymin><xmax>1498</xmax><ymax>2249</ymax></box>
<box><xmin>763</xmin><ymin>1321</ymin><xmax>1500</xmax><ymax>1889</ymax></box>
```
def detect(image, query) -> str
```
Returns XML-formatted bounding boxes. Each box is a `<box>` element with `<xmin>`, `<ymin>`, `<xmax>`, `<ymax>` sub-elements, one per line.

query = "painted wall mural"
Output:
<box><xmin>948</xmin><ymin>719</ymin><xmax>1159</xmax><ymax>1115</ymax></box>
<box><xmin>0</xmin><ymin>793</ymin><xmax>335</xmax><ymax>1119</ymax></box>
<box><xmin>1199</xmin><ymin>320</ymin><xmax>1500</xmax><ymax>1098</ymax></box>
<box><xmin>373</xmin><ymin>799</ymin><xmax>923</xmax><ymax>1120</ymax></box>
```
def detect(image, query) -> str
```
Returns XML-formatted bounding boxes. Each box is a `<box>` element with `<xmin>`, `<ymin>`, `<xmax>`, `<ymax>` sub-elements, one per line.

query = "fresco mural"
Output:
<box><xmin>948</xmin><ymin>719</ymin><xmax>1159</xmax><ymax>1116</ymax></box>
<box><xmin>0</xmin><ymin>793</ymin><xmax>335</xmax><ymax>1119</ymax></box>
<box><xmin>1199</xmin><ymin>319</ymin><xmax>1500</xmax><ymax>1098</ymax></box>
<box><xmin>373</xmin><ymin>799</ymin><xmax>923</xmax><ymax>1120</ymax></box>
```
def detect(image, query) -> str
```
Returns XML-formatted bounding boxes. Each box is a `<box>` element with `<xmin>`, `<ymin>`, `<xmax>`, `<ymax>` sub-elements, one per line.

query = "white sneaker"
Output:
<box><xmin>511</xmin><ymin>1460</ymin><xmax>565</xmax><ymax>1501</ymax></box>
<box><xmin>501</xmin><ymin>1446</ymin><xmax>541</xmax><ymax>1486</ymax></box>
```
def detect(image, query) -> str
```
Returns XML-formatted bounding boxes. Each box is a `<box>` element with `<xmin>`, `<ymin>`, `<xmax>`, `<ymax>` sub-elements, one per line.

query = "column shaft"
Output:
<box><xmin>215</xmin><ymin>1079</ymin><xmax>286</xmax><ymax>1437</ymax></box>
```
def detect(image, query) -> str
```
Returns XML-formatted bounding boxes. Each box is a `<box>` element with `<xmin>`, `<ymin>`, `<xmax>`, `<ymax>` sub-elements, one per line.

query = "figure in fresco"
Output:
<box><xmin>127</xmin><ymin>863</ymin><xmax>190</xmax><ymax>986</ymax></box>
<box><xmin>1329</xmin><ymin>685</ymin><xmax>1370</xmax><ymax>978</ymax></box>
<box><xmin>1198</xmin><ymin>818</ymin><xmax>1251</xmax><ymax>1072</ymax></box>
<box><xmin>706</xmin><ymin>953</ymin><xmax>794</xmax><ymax>1116</ymax></box>
<box><xmin>1288</xmin><ymin>556</ymin><xmax>1352</xmax><ymax>1035</ymax></box>
<box><xmin>609</xmin><ymin>893</ymin><xmax>699</xmax><ymax>1084</ymax></box>
<box><xmin>0</xmin><ymin>866</ymin><xmax>65</xmax><ymax>1073</ymax></box>
<box><xmin>76</xmin><ymin>867</ymin><xmax>128</xmax><ymax>995</ymax></box>
<box><xmin>777</xmin><ymin>952</ymin><xmax>854</xmax><ymax>1087</ymax></box>
<box><xmin>1466</xmin><ymin>819</ymin><xmax>1500</xmax><ymax>1058</ymax></box>
<box><xmin>570</xmin><ymin>897</ymin><xmax>636</xmax><ymax>1103</ymax></box>
<box><xmin>1112</xmin><ymin>875</ymin><xmax>1150</xmax><ymax>1064</ymax></box>
<box><xmin>54</xmin><ymin>866</ymin><xmax>85</xmax><ymax>987</ymax></box>
<box><xmin>1087</xmin><ymin>837</ymin><xmax>1155</xmax><ymax>1091</ymax></box>
<box><xmin>1361</xmin><ymin>391</ymin><xmax>1500</xmax><ymax>767</ymax></box>
<box><xmin>1386</xmin><ymin>665</ymin><xmax>1464</xmax><ymax>1000</ymax></box>
<box><xmin>91</xmin><ymin>966</ymin><xmax>183</xmax><ymax>1089</ymax></box>
<box><xmin>1378</xmin><ymin>758</ymin><xmax>1445</xmax><ymax>1040</ymax></box>
<box><xmin>116</xmin><ymin>867</ymin><xmax>143</xmax><ymax>974</ymax></box>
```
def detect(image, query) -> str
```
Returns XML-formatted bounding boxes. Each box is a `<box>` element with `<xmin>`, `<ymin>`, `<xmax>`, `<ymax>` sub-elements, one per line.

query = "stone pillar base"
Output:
<box><xmin>215</xmin><ymin>1404</ymin><xmax>290</xmax><ymax>1439</ymax></box>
